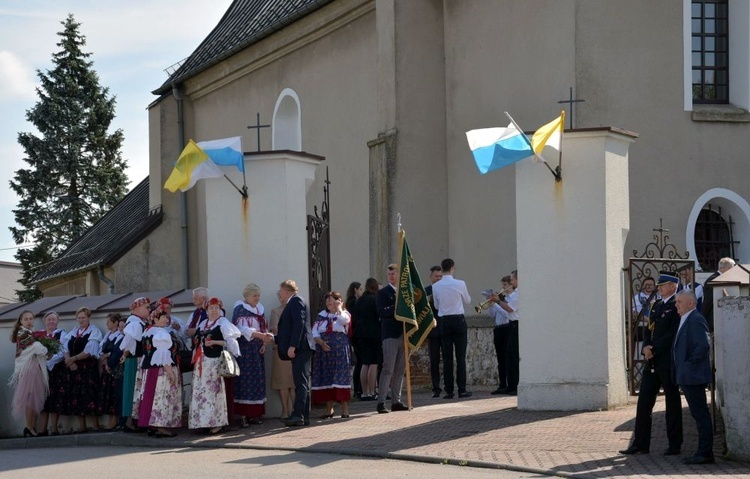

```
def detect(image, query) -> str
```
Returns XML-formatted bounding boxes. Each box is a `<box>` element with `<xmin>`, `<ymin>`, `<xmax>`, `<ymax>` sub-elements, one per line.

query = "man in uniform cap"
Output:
<box><xmin>620</xmin><ymin>271</ymin><xmax>683</xmax><ymax>456</ymax></box>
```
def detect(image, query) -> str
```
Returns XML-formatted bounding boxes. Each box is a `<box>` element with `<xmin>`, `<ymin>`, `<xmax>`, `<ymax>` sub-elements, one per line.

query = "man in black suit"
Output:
<box><xmin>701</xmin><ymin>257</ymin><xmax>735</xmax><ymax>332</ymax></box>
<box><xmin>674</xmin><ymin>290</ymin><xmax>715</xmax><ymax>465</ymax></box>
<box><xmin>276</xmin><ymin>280</ymin><xmax>315</xmax><ymax>427</ymax></box>
<box><xmin>425</xmin><ymin>265</ymin><xmax>443</xmax><ymax>398</ymax></box>
<box><xmin>620</xmin><ymin>271</ymin><xmax>683</xmax><ymax>456</ymax></box>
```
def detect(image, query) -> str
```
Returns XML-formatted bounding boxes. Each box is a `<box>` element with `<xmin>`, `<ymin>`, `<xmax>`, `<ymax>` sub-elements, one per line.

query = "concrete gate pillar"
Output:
<box><xmin>515</xmin><ymin>127</ymin><xmax>636</xmax><ymax>411</ymax></box>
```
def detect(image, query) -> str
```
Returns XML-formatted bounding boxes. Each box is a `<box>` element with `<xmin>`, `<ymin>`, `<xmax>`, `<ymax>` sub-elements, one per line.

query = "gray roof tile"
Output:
<box><xmin>154</xmin><ymin>0</ymin><xmax>333</xmax><ymax>95</ymax></box>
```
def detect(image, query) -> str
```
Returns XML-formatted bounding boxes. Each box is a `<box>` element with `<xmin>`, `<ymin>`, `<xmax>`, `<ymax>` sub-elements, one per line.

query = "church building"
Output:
<box><xmin>34</xmin><ymin>0</ymin><xmax>750</xmax><ymax>304</ymax></box>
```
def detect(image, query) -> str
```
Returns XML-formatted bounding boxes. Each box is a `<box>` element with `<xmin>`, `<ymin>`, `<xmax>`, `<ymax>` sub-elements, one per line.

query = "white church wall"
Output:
<box><xmin>716</xmin><ymin>296</ymin><xmax>750</xmax><ymax>461</ymax></box>
<box><xmin>516</xmin><ymin>129</ymin><xmax>633</xmax><ymax>411</ymax></box>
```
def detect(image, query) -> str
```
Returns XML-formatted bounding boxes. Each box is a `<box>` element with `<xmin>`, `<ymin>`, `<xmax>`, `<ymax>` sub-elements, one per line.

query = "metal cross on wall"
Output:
<box><xmin>247</xmin><ymin>112</ymin><xmax>271</xmax><ymax>152</ymax></box>
<box><xmin>557</xmin><ymin>87</ymin><xmax>585</xmax><ymax>129</ymax></box>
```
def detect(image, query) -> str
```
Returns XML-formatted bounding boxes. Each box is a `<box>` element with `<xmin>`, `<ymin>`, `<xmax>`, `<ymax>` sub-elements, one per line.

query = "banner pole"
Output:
<box><xmin>403</xmin><ymin>321</ymin><xmax>412</xmax><ymax>410</ymax></box>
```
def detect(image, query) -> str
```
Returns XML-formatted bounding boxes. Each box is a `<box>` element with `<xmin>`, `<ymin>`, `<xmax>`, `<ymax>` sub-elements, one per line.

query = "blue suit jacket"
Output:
<box><xmin>672</xmin><ymin>309</ymin><xmax>712</xmax><ymax>385</ymax></box>
<box><xmin>276</xmin><ymin>294</ymin><xmax>314</xmax><ymax>360</ymax></box>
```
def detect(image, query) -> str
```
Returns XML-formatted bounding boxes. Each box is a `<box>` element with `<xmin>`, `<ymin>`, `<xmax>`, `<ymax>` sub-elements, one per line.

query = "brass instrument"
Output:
<box><xmin>474</xmin><ymin>286</ymin><xmax>513</xmax><ymax>314</ymax></box>
<box><xmin>474</xmin><ymin>298</ymin><xmax>494</xmax><ymax>314</ymax></box>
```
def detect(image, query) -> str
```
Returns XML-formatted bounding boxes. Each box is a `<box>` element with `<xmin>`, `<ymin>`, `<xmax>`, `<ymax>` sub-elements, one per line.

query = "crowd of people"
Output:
<box><xmin>8</xmin><ymin>259</ymin><xmax>521</xmax><ymax>436</ymax></box>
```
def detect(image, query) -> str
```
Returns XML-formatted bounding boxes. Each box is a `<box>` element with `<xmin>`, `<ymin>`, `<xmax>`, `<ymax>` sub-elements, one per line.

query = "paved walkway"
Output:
<box><xmin>2</xmin><ymin>389</ymin><xmax>748</xmax><ymax>478</ymax></box>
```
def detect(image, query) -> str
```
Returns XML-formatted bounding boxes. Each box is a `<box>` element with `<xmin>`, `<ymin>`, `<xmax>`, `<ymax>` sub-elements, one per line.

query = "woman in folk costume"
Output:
<box><xmin>189</xmin><ymin>297</ymin><xmax>241</xmax><ymax>434</ymax></box>
<box><xmin>232</xmin><ymin>283</ymin><xmax>274</xmax><ymax>427</ymax></box>
<box><xmin>39</xmin><ymin>311</ymin><xmax>66</xmax><ymax>436</ymax></box>
<box><xmin>59</xmin><ymin>307</ymin><xmax>103</xmax><ymax>433</ymax></box>
<box><xmin>97</xmin><ymin>313</ymin><xmax>123</xmax><ymax>430</ymax></box>
<box><xmin>137</xmin><ymin>305</ymin><xmax>182</xmax><ymax>437</ymax></box>
<box><xmin>311</xmin><ymin>291</ymin><xmax>352</xmax><ymax>418</ymax></box>
<box><xmin>269</xmin><ymin>291</ymin><xmax>295</xmax><ymax>419</ymax></box>
<box><xmin>119</xmin><ymin>297</ymin><xmax>150</xmax><ymax>432</ymax></box>
<box><xmin>8</xmin><ymin>310</ymin><xmax>49</xmax><ymax>437</ymax></box>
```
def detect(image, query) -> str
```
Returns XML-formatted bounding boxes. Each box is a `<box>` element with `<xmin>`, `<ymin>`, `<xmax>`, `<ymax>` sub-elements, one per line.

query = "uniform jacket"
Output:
<box><xmin>643</xmin><ymin>295</ymin><xmax>680</xmax><ymax>370</ymax></box>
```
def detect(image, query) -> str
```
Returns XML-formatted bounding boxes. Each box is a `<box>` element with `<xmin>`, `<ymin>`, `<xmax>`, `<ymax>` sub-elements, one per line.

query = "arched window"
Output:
<box><xmin>687</xmin><ymin>188</ymin><xmax>748</xmax><ymax>270</ymax></box>
<box><xmin>272</xmin><ymin>88</ymin><xmax>302</xmax><ymax>151</ymax></box>
<box><xmin>694</xmin><ymin>205</ymin><xmax>735</xmax><ymax>271</ymax></box>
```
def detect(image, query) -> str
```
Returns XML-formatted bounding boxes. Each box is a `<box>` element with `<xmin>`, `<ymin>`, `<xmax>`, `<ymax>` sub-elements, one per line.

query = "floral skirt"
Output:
<box><xmin>138</xmin><ymin>367</ymin><xmax>182</xmax><ymax>428</ymax></box>
<box><xmin>189</xmin><ymin>356</ymin><xmax>227</xmax><ymax>429</ymax></box>
<box><xmin>58</xmin><ymin>358</ymin><xmax>99</xmax><ymax>415</ymax></box>
<box><xmin>43</xmin><ymin>363</ymin><xmax>66</xmax><ymax>413</ymax></box>
<box><xmin>97</xmin><ymin>370</ymin><xmax>118</xmax><ymax>416</ymax></box>
<box><xmin>311</xmin><ymin>332</ymin><xmax>351</xmax><ymax>404</ymax></box>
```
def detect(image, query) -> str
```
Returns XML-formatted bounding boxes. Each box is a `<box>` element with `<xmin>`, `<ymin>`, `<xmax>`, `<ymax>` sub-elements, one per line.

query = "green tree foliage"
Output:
<box><xmin>10</xmin><ymin>14</ymin><xmax>128</xmax><ymax>301</ymax></box>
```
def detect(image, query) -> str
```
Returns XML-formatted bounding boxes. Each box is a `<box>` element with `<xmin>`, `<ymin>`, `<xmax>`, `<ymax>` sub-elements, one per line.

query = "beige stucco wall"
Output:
<box><xmin>575</xmin><ymin>1</ymin><xmax>750</xmax><ymax>266</ymax></box>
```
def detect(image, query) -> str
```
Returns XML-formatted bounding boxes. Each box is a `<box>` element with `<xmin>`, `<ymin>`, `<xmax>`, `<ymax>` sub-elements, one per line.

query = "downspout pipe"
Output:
<box><xmin>98</xmin><ymin>265</ymin><xmax>115</xmax><ymax>295</ymax></box>
<box><xmin>172</xmin><ymin>83</ymin><xmax>189</xmax><ymax>290</ymax></box>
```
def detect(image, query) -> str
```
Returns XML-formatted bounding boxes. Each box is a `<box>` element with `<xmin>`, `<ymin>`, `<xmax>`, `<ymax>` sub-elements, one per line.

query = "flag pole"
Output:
<box><xmin>397</xmin><ymin>224</ymin><xmax>413</xmax><ymax>410</ymax></box>
<box><xmin>555</xmin><ymin>110</ymin><xmax>565</xmax><ymax>182</ymax></box>
<box><xmin>504</xmin><ymin>111</ymin><xmax>560</xmax><ymax>181</ymax></box>
<box><xmin>223</xmin><ymin>174</ymin><xmax>248</xmax><ymax>198</ymax></box>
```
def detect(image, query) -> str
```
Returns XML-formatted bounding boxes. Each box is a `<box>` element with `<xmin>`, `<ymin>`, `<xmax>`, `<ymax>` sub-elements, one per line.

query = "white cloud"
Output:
<box><xmin>0</xmin><ymin>51</ymin><xmax>36</xmax><ymax>101</ymax></box>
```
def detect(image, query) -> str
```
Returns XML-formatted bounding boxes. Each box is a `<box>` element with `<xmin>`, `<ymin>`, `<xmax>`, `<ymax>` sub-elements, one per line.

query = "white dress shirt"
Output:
<box><xmin>505</xmin><ymin>289</ymin><xmax>519</xmax><ymax>321</ymax></box>
<box><xmin>432</xmin><ymin>274</ymin><xmax>471</xmax><ymax>315</ymax></box>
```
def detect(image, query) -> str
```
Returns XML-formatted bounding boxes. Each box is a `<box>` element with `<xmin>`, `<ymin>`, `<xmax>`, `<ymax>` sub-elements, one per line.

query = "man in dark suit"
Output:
<box><xmin>674</xmin><ymin>290</ymin><xmax>715</xmax><ymax>465</ymax></box>
<box><xmin>620</xmin><ymin>271</ymin><xmax>683</xmax><ymax>456</ymax></box>
<box><xmin>276</xmin><ymin>280</ymin><xmax>315</xmax><ymax>427</ymax></box>
<box><xmin>701</xmin><ymin>257</ymin><xmax>735</xmax><ymax>332</ymax></box>
<box><xmin>425</xmin><ymin>265</ymin><xmax>443</xmax><ymax>398</ymax></box>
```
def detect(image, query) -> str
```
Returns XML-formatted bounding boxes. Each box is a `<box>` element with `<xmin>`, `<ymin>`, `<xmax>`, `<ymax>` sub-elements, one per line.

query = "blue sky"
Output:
<box><xmin>0</xmin><ymin>0</ymin><xmax>232</xmax><ymax>261</ymax></box>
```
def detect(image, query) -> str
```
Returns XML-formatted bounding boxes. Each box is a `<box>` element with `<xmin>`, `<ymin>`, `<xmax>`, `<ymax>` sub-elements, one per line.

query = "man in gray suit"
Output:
<box><xmin>673</xmin><ymin>290</ymin><xmax>714</xmax><ymax>465</ymax></box>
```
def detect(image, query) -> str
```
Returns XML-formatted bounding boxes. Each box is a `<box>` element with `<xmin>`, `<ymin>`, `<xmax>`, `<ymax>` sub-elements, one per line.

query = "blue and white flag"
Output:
<box><xmin>197</xmin><ymin>136</ymin><xmax>244</xmax><ymax>173</ymax></box>
<box><xmin>466</xmin><ymin>124</ymin><xmax>533</xmax><ymax>175</ymax></box>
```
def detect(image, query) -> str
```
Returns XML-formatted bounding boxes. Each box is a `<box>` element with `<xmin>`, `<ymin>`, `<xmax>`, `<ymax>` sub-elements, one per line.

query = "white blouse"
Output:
<box><xmin>312</xmin><ymin>310</ymin><xmax>351</xmax><ymax>338</ymax></box>
<box><xmin>120</xmin><ymin>314</ymin><xmax>147</xmax><ymax>355</ymax></box>
<box><xmin>232</xmin><ymin>301</ymin><xmax>267</xmax><ymax>341</ymax></box>
<box><xmin>197</xmin><ymin>316</ymin><xmax>241</xmax><ymax>357</ymax></box>
<box><xmin>63</xmin><ymin>324</ymin><xmax>103</xmax><ymax>358</ymax></box>
<box><xmin>46</xmin><ymin>328</ymin><xmax>67</xmax><ymax>370</ymax></box>
<box><xmin>144</xmin><ymin>327</ymin><xmax>175</xmax><ymax>367</ymax></box>
<box><xmin>98</xmin><ymin>330</ymin><xmax>124</xmax><ymax>356</ymax></box>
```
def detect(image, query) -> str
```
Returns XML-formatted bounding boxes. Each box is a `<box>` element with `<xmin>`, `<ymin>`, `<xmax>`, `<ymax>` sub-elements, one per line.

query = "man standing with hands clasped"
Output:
<box><xmin>432</xmin><ymin>258</ymin><xmax>472</xmax><ymax>399</ymax></box>
<box><xmin>673</xmin><ymin>290</ymin><xmax>715</xmax><ymax>465</ymax></box>
<box><xmin>620</xmin><ymin>271</ymin><xmax>683</xmax><ymax>456</ymax></box>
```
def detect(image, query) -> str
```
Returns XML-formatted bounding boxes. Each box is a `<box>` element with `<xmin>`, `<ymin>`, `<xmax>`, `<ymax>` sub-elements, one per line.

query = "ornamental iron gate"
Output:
<box><xmin>625</xmin><ymin>220</ymin><xmax>692</xmax><ymax>394</ymax></box>
<box><xmin>307</xmin><ymin>167</ymin><xmax>331</xmax><ymax>316</ymax></box>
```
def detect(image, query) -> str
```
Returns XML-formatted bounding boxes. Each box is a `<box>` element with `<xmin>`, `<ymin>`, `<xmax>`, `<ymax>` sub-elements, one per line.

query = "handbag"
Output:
<box><xmin>218</xmin><ymin>348</ymin><xmax>240</xmax><ymax>378</ymax></box>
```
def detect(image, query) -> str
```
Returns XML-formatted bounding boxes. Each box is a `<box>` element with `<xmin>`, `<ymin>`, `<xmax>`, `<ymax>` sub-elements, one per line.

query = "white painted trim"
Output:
<box><xmin>272</xmin><ymin>88</ymin><xmax>302</xmax><ymax>151</ymax></box>
<box><xmin>684</xmin><ymin>0</ymin><xmax>693</xmax><ymax>111</ymax></box>
<box><xmin>687</xmin><ymin>188</ymin><xmax>750</xmax><ymax>268</ymax></box>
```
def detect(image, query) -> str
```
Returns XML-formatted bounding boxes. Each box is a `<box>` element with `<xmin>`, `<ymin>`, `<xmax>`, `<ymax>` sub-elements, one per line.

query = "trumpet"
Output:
<box><xmin>474</xmin><ymin>286</ymin><xmax>512</xmax><ymax>314</ymax></box>
<box><xmin>474</xmin><ymin>299</ymin><xmax>494</xmax><ymax>314</ymax></box>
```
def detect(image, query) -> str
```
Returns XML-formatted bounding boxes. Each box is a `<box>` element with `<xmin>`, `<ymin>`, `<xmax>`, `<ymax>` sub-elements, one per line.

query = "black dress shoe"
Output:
<box><xmin>443</xmin><ymin>393</ymin><xmax>455</xmax><ymax>399</ymax></box>
<box><xmin>663</xmin><ymin>447</ymin><xmax>681</xmax><ymax>456</ymax></box>
<box><xmin>458</xmin><ymin>391</ymin><xmax>473</xmax><ymax>398</ymax></box>
<box><xmin>505</xmin><ymin>389</ymin><xmax>517</xmax><ymax>396</ymax></box>
<box><xmin>283</xmin><ymin>416</ymin><xmax>305</xmax><ymax>427</ymax></box>
<box><xmin>376</xmin><ymin>402</ymin><xmax>389</xmax><ymax>414</ymax></box>
<box><xmin>683</xmin><ymin>455</ymin><xmax>715</xmax><ymax>465</ymax></box>
<box><xmin>432</xmin><ymin>390</ymin><xmax>441</xmax><ymax>398</ymax></box>
<box><xmin>391</xmin><ymin>402</ymin><xmax>409</xmax><ymax>412</ymax></box>
<box><xmin>491</xmin><ymin>388</ymin><xmax>506</xmax><ymax>395</ymax></box>
<box><xmin>619</xmin><ymin>446</ymin><xmax>649</xmax><ymax>455</ymax></box>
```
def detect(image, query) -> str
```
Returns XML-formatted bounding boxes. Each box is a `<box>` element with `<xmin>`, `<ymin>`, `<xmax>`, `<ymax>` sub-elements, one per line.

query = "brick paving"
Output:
<box><xmin>2</xmin><ymin>388</ymin><xmax>748</xmax><ymax>478</ymax></box>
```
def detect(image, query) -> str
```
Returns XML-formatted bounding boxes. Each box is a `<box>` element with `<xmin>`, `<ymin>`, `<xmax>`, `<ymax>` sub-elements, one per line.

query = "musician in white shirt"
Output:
<box><xmin>432</xmin><ymin>258</ymin><xmax>472</xmax><ymax>399</ymax></box>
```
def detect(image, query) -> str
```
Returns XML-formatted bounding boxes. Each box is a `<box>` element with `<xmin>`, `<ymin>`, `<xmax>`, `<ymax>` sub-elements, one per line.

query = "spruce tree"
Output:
<box><xmin>10</xmin><ymin>14</ymin><xmax>128</xmax><ymax>301</ymax></box>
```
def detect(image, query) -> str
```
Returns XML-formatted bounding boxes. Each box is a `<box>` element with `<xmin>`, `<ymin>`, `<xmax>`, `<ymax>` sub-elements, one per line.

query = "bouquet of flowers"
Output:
<box><xmin>32</xmin><ymin>331</ymin><xmax>62</xmax><ymax>355</ymax></box>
